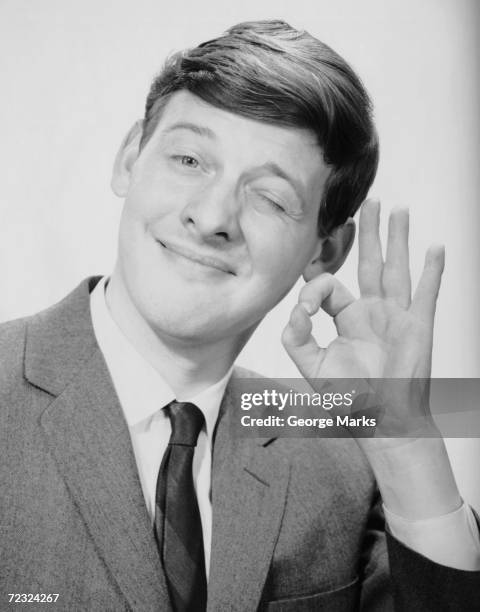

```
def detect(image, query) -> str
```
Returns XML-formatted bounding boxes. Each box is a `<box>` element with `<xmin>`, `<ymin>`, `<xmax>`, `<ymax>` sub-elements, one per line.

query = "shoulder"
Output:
<box><xmin>0</xmin><ymin>314</ymin><xmax>38</xmax><ymax>446</ymax></box>
<box><xmin>0</xmin><ymin>277</ymin><xmax>99</xmax><ymax>399</ymax></box>
<box><xmin>0</xmin><ymin>315</ymin><xmax>28</xmax><ymax>386</ymax></box>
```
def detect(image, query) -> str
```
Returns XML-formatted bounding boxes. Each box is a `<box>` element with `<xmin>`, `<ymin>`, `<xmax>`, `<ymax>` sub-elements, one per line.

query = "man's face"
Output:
<box><xmin>113</xmin><ymin>90</ymin><xmax>330</xmax><ymax>344</ymax></box>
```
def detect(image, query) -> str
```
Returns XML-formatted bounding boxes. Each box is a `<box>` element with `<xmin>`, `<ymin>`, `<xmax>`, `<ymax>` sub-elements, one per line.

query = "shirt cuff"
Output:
<box><xmin>384</xmin><ymin>501</ymin><xmax>480</xmax><ymax>571</ymax></box>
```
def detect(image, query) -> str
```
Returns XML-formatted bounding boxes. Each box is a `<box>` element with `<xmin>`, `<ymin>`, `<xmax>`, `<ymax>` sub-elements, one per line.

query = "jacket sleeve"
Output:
<box><xmin>386</xmin><ymin>531</ymin><xmax>480</xmax><ymax>611</ymax></box>
<box><xmin>359</xmin><ymin>491</ymin><xmax>480</xmax><ymax>611</ymax></box>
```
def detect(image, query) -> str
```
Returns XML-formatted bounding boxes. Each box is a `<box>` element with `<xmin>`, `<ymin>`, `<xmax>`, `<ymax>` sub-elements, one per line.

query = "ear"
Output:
<box><xmin>111</xmin><ymin>120</ymin><xmax>143</xmax><ymax>197</ymax></box>
<box><xmin>303</xmin><ymin>218</ymin><xmax>356</xmax><ymax>281</ymax></box>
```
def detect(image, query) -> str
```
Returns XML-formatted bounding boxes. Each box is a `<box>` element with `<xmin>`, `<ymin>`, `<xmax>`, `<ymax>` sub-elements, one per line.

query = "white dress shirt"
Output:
<box><xmin>90</xmin><ymin>277</ymin><xmax>480</xmax><ymax>574</ymax></box>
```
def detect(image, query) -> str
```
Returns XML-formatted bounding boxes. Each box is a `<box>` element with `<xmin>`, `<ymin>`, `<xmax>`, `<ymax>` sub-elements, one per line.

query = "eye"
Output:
<box><xmin>260</xmin><ymin>194</ymin><xmax>285</xmax><ymax>212</ymax></box>
<box><xmin>179</xmin><ymin>155</ymin><xmax>199</xmax><ymax>168</ymax></box>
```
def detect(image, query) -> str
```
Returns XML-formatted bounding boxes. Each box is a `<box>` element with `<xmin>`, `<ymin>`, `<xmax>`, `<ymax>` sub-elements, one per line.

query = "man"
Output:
<box><xmin>1</xmin><ymin>19</ymin><xmax>479</xmax><ymax>611</ymax></box>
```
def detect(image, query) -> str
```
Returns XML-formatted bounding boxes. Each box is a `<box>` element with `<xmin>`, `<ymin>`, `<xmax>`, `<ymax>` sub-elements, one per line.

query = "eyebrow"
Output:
<box><xmin>162</xmin><ymin>122</ymin><xmax>216</xmax><ymax>139</ymax></box>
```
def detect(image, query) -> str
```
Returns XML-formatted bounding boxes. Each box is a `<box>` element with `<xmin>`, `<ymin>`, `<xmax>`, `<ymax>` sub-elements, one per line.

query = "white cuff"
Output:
<box><xmin>384</xmin><ymin>501</ymin><xmax>480</xmax><ymax>571</ymax></box>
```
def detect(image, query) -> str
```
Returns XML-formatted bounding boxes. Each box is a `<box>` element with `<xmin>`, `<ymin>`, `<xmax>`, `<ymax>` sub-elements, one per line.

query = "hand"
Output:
<box><xmin>282</xmin><ymin>199</ymin><xmax>463</xmax><ymax>520</ymax></box>
<box><xmin>282</xmin><ymin>199</ymin><xmax>445</xmax><ymax>443</ymax></box>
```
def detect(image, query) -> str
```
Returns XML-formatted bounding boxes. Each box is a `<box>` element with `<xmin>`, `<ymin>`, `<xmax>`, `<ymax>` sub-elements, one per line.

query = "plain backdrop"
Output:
<box><xmin>1</xmin><ymin>0</ymin><xmax>479</xmax><ymax>509</ymax></box>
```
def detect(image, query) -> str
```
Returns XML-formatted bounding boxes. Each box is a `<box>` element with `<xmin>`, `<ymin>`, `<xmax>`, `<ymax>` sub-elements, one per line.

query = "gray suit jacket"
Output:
<box><xmin>1</xmin><ymin>277</ymin><xmax>479</xmax><ymax>611</ymax></box>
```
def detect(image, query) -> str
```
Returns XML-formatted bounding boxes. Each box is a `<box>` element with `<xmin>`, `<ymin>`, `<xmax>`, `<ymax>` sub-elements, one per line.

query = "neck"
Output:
<box><xmin>105</xmin><ymin>271</ymin><xmax>254</xmax><ymax>398</ymax></box>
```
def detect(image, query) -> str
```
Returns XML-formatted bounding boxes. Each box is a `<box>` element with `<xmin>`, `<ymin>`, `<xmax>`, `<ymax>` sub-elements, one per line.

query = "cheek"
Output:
<box><xmin>248</xmin><ymin>224</ymin><xmax>317</xmax><ymax>287</ymax></box>
<box><xmin>124</xmin><ymin>162</ymin><xmax>185</xmax><ymax>220</ymax></box>
<box><xmin>121</xmin><ymin>184</ymin><xmax>176</xmax><ymax>233</ymax></box>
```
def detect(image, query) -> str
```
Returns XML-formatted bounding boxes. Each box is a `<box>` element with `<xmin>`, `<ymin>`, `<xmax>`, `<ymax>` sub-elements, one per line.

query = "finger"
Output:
<box><xmin>382</xmin><ymin>207</ymin><xmax>411</xmax><ymax>308</ymax></box>
<box><xmin>358</xmin><ymin>198</ymin><xmax>384</xmax><ymax>297</ymax></box>
<box><xmin>282</xmin><ymin>303</ymin><xmax>326</xmax><ymax>378</ymax></box>
<box><xmin>298</xmin><ymin>273</ymin><xmax>355</xmax><ymax>319</ymax></box>
<box><xmin>410</xmin><ymin>245</ymin><xmax>445</xmax><ymax>324</ymax></box>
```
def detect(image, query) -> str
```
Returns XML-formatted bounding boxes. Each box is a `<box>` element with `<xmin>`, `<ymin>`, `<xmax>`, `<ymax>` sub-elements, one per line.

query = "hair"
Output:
<box><xmin>140</xmin><ymin>20</ymin><xmax>379</xmax><ymax>236</ymax></box>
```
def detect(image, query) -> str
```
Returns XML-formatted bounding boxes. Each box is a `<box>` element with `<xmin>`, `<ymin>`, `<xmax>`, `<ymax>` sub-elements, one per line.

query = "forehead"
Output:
<box><xmin>147</xmin><ymin>90</ymin><xmax>329</xmax><ymax>187</ymax></box>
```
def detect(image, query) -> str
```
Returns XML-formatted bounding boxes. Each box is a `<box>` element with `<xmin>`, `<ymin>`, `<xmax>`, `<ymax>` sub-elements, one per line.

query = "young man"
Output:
<box><xmin>1</xmin><ymin>20</ymin><xmax>479</xmax><ymax>611</ymax></box>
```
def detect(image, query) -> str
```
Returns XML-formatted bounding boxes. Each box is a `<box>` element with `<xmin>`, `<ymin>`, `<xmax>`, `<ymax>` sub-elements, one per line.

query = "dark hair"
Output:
<box><xmin>140</xmin><ymin>20</ymin><xmax>379</xmax><ymax>235</ymax></box>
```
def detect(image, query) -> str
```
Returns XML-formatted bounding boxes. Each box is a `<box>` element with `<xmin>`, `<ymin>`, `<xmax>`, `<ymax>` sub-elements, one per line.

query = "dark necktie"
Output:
<box><xmin>154</xmin><ymin>401</ymin><xmax>208</xmax><ymax>612</ymax></box>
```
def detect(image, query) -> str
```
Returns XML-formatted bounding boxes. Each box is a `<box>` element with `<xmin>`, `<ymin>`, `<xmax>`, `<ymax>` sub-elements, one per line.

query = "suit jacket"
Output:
<box><xmin>1</xmin><ymin>277</ymin><xmax>479</xmax><ymax>611</ymax></box>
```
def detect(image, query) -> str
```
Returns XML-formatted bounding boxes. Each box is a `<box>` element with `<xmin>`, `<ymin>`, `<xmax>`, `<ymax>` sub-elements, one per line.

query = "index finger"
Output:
<box><xmin>299</xmin><ymin>273</ymin><xmax>355</xmax><ymax>318</ymax></box>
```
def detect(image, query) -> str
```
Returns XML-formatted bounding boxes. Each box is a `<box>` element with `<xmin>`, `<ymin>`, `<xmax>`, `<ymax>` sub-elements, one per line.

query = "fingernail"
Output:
<box><xmin>300</xmin><ymin>301</ymin><xmax>314</xmax><ymax>315</ymax></box>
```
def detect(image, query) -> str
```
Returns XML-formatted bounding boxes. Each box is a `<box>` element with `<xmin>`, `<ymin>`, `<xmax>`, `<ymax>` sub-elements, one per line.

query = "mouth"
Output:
<box><xmin>157</xmin><ymin>240</ymin><xmax>236</xmax><ymax>275</ymax></box>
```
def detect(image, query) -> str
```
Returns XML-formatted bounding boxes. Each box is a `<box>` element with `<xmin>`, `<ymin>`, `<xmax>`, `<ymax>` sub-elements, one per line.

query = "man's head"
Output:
<box><xmin>110</xmin><ymin>20</ymin><xmax>378</xmax><ymax>346</ymax></box>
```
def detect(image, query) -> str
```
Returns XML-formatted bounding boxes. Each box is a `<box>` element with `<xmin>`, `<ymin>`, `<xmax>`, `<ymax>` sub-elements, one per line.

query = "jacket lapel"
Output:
<box><xmin>208</xmin><ymin>384</ymin><xmax>290</xmax><ymax>612</ymax></box>
<box><xmin>24</xmin><ymin>278</ymin><xmax>290</xmax><ymax>611</ymax></box>
<box><xmin>25</xmin><ymin>278</ymin><xmax>171</xmax><ymax>611</ymax></box>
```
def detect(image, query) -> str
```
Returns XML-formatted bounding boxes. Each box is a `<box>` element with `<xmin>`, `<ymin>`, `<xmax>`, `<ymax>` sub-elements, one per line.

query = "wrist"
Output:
<box><xmin>362</xmin><ymin>437</ymin><xmax>462</xmax><ymax>520</ymax></box>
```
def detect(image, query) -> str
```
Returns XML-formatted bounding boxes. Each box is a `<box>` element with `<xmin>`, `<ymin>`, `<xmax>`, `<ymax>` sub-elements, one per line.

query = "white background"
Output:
<box><xmin>1</xmin><ymin>0</ymin><xmax>479</xmax><ymax>508</ymax></box>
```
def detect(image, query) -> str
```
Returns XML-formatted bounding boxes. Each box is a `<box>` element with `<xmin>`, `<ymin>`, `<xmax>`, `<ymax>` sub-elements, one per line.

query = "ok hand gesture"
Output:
<box><xmin>282</xmin><ymin>199</ymin><xmax>445</xmax><ymax>442</ymax></box>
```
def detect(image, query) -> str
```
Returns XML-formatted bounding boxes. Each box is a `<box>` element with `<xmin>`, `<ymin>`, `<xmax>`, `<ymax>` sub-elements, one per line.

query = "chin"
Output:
<box><xmin>150</xmin><ymin>315</ymin><xmax>229</xmax><ymax>345</ymax></box>
<box><xmin>143</xmin><ymin>300</ymin><xmax>257</xmax><ymax>347</ymax></box>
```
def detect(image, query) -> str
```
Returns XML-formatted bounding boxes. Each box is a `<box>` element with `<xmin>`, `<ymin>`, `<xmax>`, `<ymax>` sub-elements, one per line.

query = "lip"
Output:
<box><xmin>157</xmin><ymin>240</ymin><xmax>235</xmax><ymax>275</ymax></box>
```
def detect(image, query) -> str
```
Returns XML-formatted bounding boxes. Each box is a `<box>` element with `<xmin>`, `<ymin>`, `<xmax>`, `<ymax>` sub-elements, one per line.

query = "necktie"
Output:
<box><xmin>154</xmin><ymin>401</ymin><xmax>208</xmax><ymax>612</ymax></box>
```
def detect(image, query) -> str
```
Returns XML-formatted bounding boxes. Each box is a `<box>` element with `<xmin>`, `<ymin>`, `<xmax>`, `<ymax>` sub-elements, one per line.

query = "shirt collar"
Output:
<box><xmin>90</xmin><ymin>276</ymin><xmax>232</xmax><ymax>438</ymax></box>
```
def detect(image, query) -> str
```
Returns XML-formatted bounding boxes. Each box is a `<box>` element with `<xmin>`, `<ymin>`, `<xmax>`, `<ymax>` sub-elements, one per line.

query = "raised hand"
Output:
<box><xmin>282</xmin><ymin>199</ymin><xmax>445</xmax><ymax>439</ymax></box>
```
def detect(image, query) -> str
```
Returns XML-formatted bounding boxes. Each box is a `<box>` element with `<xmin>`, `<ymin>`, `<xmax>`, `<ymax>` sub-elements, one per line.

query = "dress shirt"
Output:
<box><xmin>90</xmin><ymin>277</ymin><xmax>480</xmax><ymax>574</ymax></box>
<box><xmin>90</xmin><ymin>276</ymin><xmax>232</xmax><ymax>577</ymax></box>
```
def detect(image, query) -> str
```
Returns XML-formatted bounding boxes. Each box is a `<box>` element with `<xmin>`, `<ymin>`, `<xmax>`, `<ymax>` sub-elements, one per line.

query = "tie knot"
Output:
<box><xmin>166</xmin><ymin>401</ymin><xmax>205</xmax><ymax>446</ymax></box>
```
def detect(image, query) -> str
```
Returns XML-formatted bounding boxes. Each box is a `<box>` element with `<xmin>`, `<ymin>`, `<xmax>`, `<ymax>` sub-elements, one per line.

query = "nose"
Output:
<box><xmin>180</xmin><ymin>181</ymin><xmax>241</xmax><ymax>244</ymax></box>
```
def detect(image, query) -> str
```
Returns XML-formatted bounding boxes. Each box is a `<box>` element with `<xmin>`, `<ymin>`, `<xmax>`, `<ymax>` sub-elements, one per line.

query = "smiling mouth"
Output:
<box><xmin>157</xmin><ymin>240</ymin><xmax>235</xmax><ymax>275</ymax></box>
